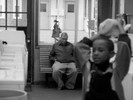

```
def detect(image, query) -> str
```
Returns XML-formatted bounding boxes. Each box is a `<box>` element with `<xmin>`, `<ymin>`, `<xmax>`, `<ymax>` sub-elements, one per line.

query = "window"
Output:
<box><xmin>0</xmin><ymin>0</ymin><xmax>5</xmax><ymax>19</ymax></box>
<box><xmin>0</xmin><ymin>0</ymin><xmax>27</xmax><ymax>30</ymax></box>
<box><xmin>0</xmin><ymin>5</ymin><xmax>3</xmax><ymax>17</ymax></box>
<box><xmin>13</xmin><ymin>0</ymin><xmax>22</xmax><ymax>19</ymax></box>
<box><xmin>40</xmin><ymin>3</ymin><xmax>47</xmax><ymax>12</ymax></box>
<box><xmin>68</xmin><ymin>4</ymin><xmax>74</xmax><ymax>13</ymax></box>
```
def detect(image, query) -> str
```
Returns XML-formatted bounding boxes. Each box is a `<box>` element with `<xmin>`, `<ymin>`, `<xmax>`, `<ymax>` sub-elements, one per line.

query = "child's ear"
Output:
<box><xmin>110</xmin><ymin>51</ymin><xmax>115</xmax><ymax>58</ymax></box>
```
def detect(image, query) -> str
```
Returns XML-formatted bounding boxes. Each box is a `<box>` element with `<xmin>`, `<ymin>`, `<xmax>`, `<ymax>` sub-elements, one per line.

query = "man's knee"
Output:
<box><xmin>53</xmin><ymin>68</ymin><xmax>60</xmax><ymax>75</ymax></box>
<box><xmin>73</xmin><ymin>67</ymin><xmax>77</xmax><ymax>72</ymax></box>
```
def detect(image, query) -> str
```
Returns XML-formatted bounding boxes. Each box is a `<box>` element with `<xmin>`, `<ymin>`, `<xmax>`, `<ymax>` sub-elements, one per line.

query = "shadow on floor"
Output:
<box><xmin>27</xmin><ymin>84</ymin><xmax>82</xmax><ymax>100</ymax></box>
<box><xmin>39</xmin><ymin>73</ymin><xmax>82</xmax><ymax>90</ymax></box>
<box><xmin>25</xmin><ymin>73</ymin><xmax>82</xmax><ymax>92</ymax></box>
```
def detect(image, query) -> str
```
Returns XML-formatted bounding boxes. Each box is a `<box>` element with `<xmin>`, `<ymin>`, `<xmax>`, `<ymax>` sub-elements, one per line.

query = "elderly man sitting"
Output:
<box><xmin>49</xmin><ymin>32</ymin><xmax>77</xmax><ymax>90</ymax></box>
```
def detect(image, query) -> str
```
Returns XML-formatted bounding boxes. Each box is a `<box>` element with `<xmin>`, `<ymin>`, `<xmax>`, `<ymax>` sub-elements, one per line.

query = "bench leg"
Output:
<box><xmin>45</xmin><ymin>73</ymin><xmax>50</xmax><ymax>87</ymax></box>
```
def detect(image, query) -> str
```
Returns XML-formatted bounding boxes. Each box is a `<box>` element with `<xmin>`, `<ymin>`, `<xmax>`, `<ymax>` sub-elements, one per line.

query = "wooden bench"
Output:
<box><xmin>39</xmin><ymin>45</ymin><xmax>82</xmax><ymax>86</ymax></box>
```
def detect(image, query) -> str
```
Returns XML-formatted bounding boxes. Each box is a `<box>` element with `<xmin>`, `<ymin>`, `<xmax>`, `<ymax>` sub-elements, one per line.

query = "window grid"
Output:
<box><xmin>0</xmin><ymin>0</ymin><xmax>27</xmax><ymax>30</ymax></box>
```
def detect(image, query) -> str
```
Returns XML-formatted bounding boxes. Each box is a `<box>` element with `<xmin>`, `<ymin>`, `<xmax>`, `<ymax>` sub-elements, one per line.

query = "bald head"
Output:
<box><xmin>61</xmin><ymin>32</ymin><xmax>68</xmax><ymax>39</ymax></box>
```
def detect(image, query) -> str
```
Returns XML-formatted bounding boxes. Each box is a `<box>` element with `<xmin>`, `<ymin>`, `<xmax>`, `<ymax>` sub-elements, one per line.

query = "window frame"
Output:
<box><xmin>0</xmin><ymin>0</ymin><xmax>27</xmax><ymax>30</ymax></box>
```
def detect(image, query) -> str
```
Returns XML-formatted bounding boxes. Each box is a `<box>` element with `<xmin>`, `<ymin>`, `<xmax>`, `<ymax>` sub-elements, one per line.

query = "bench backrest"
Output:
<box><xmin>39</xmin><ymin>45</ymin><xmax>52</xmax><ymax>73</ymax></box>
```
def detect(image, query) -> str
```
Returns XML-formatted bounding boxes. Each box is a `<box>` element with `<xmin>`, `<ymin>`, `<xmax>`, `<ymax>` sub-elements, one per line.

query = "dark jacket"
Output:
<box><xmin>49</xmin><ymin>41</ymin><xmax>75</xmax><ymax>63</ymax></box>
<box><xmin>118</xmin><ymin>34</ymin><xmax>132</xmax><ymax>56</ymax></box>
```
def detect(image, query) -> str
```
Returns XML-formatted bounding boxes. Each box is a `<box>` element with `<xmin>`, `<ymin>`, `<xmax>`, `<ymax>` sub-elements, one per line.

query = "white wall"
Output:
<box><xmin>129</xmin><ymin>34</ymin><xmax>133</xmax><ymax>56</ymax></box>
<box><xmin>119</xmin><ymin>0</ymin><xmax>125</xmax><ymax>14</ymax></box>
<box><xmin>78</xmin><ymin>0</ymin><xmax>84</xmax><ymax>30</ymax></box>
<box><xmin>50</xmin><ymin>0</ymin><xmax>57</xmax><ymax>29</ymax></box>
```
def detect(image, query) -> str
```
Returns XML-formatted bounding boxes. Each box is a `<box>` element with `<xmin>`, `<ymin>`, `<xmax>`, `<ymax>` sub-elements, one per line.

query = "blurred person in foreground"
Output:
<box><xmin>84</xmin><ymin>35</ymin><xmax>119</xmax><ymax>100</ymax></box>
<box><xmin>116</xmin><ymin>13</ymin><xmax>132</xmax><ymax>55</ymax></box>
<box><xmin>74</xmin><ymin>18</ymin><xmax>131</xmax><ymax>100</ymax></box>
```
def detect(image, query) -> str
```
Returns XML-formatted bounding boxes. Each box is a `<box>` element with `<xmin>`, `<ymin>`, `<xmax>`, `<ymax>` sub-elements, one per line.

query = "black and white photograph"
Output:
<box><xmin>0</xmin><ymin>0</ymin><xmax>133</xmax><ymax>100</ymax></box>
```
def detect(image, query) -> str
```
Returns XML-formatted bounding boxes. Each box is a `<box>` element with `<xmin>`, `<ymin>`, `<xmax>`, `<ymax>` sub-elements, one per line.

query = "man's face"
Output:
<box><xmin>92</xmin><ymin>39</ymin><xmax>111</xmax><ymax>64</ymax></box>
<box><xmin>60</xmin><ymin>33</ymin><xmax>68</xmax><ymax>45</ymax></box>
<box><xmin>60</xmin><ymin>37</ymin><xmax>68</xmax><ymax>44</ymax></box>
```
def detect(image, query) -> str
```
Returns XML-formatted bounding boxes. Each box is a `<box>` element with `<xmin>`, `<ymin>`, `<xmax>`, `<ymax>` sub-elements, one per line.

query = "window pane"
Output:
<box><xmin>0</xmin><ymin>27</ymin><xmax>5</xmax><ymax>31</ymax></box>
<box><xmin>7</xmin><ymin>13</ymin><xmax>16</xmax><ymax>26</ymax></box>
<box><xmin>0</xmin><ymin>13</ymin><xmax>5</xmax><ymax>26</ymax></box>
<box><xmin>0</xmin><ymin>5</ymin><xmax>2</xmax><ymax>12</ymax></box>
<box><xmin>7</xmin><ymin>27</ymin><xmax>16</xmax><ymax>30</ymax></box>
<box><xmin>18</xmin><ymin>14</ymin><xmax>27</xmax><ymax>26</ymax></box>
<box><xmin>40</xmin><ymin>3</ymin><xmax>46</xmax><ymax>12</ymax></box>
<box><xmin>0</xmin><ymin>0</ymin><xmax>5</xmax><ymax>12</ymax></box>
<box><xmin>7</xmin><ymin>0</ymin><xmax>14</xmax><ymax>12</ymax></box>
<box><xmin>21</xmin><ymin>0</ymin><xmax>27</xmax><ymax>12</ymax></box>
<box><xmin>68</xmin><ymin>4</ymin><xmax>74</xmax><ymax>13</ymax></box>
<box><xmin>8</xmin><ymin>0</ymin><xmax>27</xmax><ymax>12</ymax></box>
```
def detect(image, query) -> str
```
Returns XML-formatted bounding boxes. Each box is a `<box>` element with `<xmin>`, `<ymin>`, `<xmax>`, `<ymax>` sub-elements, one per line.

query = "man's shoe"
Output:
<box><xmin>66</xmin><ymin>87</ymin><xmax>74</xmax><ymax>90</ymax></box>
<box><xmin>61</xmin><ymin>86</ymin><xmax>67</xmax><ymax>90</ymax></box>
<box><xmin>65</xmin><ymin>86</ymin><xmax>75</xmax><ymax>90</ymax></box>
<box><xmin>57</xmin><ymin>86</ymin><xmax>67</xmax><ymax>90</ymax></box>
<box><xmin>57</xmin><ymin>87</ymin><xmax>63</xmax><ymax>90</ymax></box>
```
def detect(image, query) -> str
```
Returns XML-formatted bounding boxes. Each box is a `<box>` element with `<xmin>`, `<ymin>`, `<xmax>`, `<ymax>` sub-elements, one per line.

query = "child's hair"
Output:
<box><xmin>92</xmin><ymin>35</ymin><xmax>114</xmax><ymax>52</ymax></box>
<box><xmin>79</xmin><ymin>37</ymin><xmax>92</xmax><ymax>47</ymax></box>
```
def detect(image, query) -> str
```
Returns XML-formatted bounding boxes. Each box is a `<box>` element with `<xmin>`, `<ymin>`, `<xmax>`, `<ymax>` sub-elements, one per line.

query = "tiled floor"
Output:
<box><xmin>27</xmin><ymin>85</ymin><xmax>82</xmax><ymax>100</ymax></box>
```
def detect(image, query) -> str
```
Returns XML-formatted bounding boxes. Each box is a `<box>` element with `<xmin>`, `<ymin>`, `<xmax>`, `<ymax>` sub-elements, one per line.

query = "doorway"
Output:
<box><xmin>64</xmin><ymin>1</ymin><xmax>75</xmax><ymax>30</ymax></box>
<box><xmin>98</xmin><ymin>0</ymin><xmax>113</xmax><ymax>25</ymax></box>
<box><xmin>40</xmin><ymin>1</ymin><xmax>49</xmax><ymax>29</ymax></box>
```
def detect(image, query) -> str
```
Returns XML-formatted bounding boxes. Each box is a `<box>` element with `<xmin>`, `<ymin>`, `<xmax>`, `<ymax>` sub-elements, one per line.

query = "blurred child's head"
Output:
<box><xmin>98</xmin><ymin>18</ymin><xmax>124</xmax><ymax>38</ymax></box>
<box><xmin>92</xmin><ymin>35</ymin><xmax>114</xmax><ymax>64</ymax></box>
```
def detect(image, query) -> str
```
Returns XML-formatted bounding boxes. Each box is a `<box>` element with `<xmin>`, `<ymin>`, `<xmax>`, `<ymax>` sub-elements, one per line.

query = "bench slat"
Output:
<box><xmin>39</xmin><ymin>46</ymin><xmax>81</xmax><ymax>73</ymax></box>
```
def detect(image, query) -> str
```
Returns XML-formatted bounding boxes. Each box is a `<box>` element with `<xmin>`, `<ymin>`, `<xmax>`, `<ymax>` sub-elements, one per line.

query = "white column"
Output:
<box><xmin>120</xmin><ymin>0</ymin><xmax>125</xmax><ymax>14</ymax></box>
<box><xmin>94</xmin><ymin>0</ymin><xmax>98</xmax><ymax>34</ymax></box>
<box><xmin>112</xmin><ymin>0</ymin><xmax>116</xmax><ymax>18</ymax></box>
<box><xmin>91</xmin><ymin>0</ymin><xmax>94</xmax><ymax>19</ymax></box>
<box><xmin>75</xmin><ymin>0</ymin><xmax>79</xmax><ymax>43</ymax></box>
<box><xmin>86</xmin><ymin>0</ymin><xmax>88</xmax><ymax>17</ymax></box>
<box><xmin>57</xmin><ymin>0</ymin><xmax>59</xmax><ymax>20</ymax></box>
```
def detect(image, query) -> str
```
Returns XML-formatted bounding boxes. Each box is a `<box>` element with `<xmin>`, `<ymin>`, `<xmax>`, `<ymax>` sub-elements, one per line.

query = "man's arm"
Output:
<box><xmin>49</xmin><ymin>44</ymin><xmax>56</xmax><ymax>62</ymax></box>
